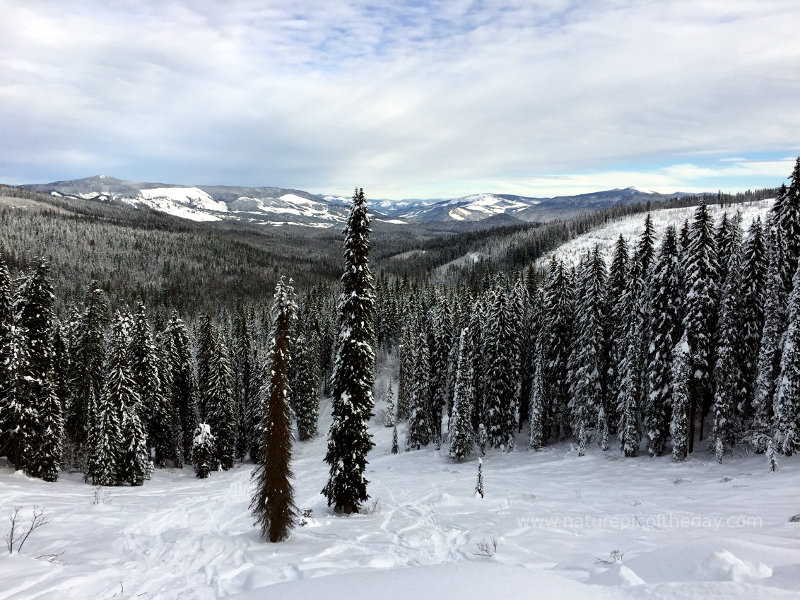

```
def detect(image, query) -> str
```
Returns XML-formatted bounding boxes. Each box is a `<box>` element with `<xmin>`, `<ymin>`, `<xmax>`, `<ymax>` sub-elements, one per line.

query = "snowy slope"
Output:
<box><xmin>1</xmin><ymin>379</ymin><xmax>798</xmax><ymax>599</ymax></box>
<box><xmin>538</xmin><ymin>199</ymin><xmax>774</xmax><ymax>268</ymax></box>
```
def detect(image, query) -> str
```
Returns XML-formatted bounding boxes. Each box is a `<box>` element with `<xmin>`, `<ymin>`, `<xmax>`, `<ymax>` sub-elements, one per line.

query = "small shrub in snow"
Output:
<box><xmin>473</xmin><ymin>536</ymin><xmax>496</xmax><ymax>557</ymax></box>
<box><xmin>475</xmin><ymin>458</ymin><xmax>484</xmax><ymax>498</ymax></box>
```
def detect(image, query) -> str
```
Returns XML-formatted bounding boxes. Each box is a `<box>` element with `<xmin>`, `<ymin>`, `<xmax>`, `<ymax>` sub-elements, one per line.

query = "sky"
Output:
<box><xmin>1</xmin><ymin>0</ymin><xmax>799</xmax><ymax>200</ymax></box>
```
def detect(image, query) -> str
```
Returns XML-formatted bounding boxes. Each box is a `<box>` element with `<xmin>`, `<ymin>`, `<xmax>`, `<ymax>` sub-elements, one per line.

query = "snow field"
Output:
<box><xmin>539</xmin><ymin>199</ymin><xmax>774</xmax><ymax>268</ymax></box>
<box><xmin>1</xmin><ymin>385</ymin><xmax>799</xmax><ymax>600</ymax></box>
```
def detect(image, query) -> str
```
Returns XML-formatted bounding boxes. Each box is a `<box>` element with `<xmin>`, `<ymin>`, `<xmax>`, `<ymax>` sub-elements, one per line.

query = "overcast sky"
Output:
<box><xmin>1</xmin><ymin>1</ymin><xmax>799</xmax><ymax>199</ymax></box>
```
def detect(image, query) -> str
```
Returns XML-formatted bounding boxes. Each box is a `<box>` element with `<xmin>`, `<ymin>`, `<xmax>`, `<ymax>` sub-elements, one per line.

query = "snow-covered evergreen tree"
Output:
<box><xmin>484</xmin><ymin>277</ymin><xmax>520</xmax><ymax>449</ymax></box>
<box><xmin>528</xmin><ymin>344</ymin><xmax>546</xmax><ymax>450</ymax></box>
<box><xmin>568</xmin><ymin>247</ymin><xmax>607</xmax><ymax>456</ymax></box>
<box><xmin>232</xmin><ymin>301</ymin><xmax>257</xmax><ymax>461</ymax></box>
<box><xmin>644</xmin><ymin>226</ymin><xmax>683</xmax><ymax>456</ymax></box>
<box><xmin>711</xmin><ymin>226</ymin><xmax>744</xmax><ymax>463</ymax></box>
<box><xmin>539</xmin><ymin>259</ymin><xmax>574</xmax><ymax>443</ymax></box>
<box><xmin>192</xmin><ymin>423</ymin><xmax>215</xmax><ymax>479</ymax></box>
<box><xmin>448</xmin><ymin>329</ymin><xmax>474</xmax><ymax>461</ymax></box>
<box><xmin>322</xmin><ymin>188</ymin><xmax>376</xmax><ymax>515</ymax></box>
<box><xmin>383</xmin><ymin>380</ymin><xmax>395</xmax><ymax>428</ymax></box>
<box><xmin>293</xmin><ymin>332</ymin><xmax>320</xmax><ymax>442</ymax></box>
<box><xmin>68</xmin><ymin>282</ymin><xmax>109</xmax><ymax>456</ymax></box>
<box><xmin>252</xmin><ymin>277</ymin><xmax>297</xmax><ymax>542</ymax></box>
<box><xmin>751</xmin><ymin>228</ymin><xmax>788</xmax><ymax>451</ymax></box>
<box><xmin>196</xmin><ymin>312</ymin><xmax>214</xmax><ymax>420</ymax></box>
<box><xmin>205</xmin><ymin>325</ymin><xmax>236</xmax><ymax>470</ymax></box>
<box><xmin>773</xmin><ymin>261</ymin><xmax>800</xmax><ymax>456</ymax></box>
<box><xmin>34</xmin><ymin>372</ymin><xmax>63</xmax><ymax>482</ymax></box>
<box><xmin>670</xmin><ymin>331</ymin><xmax>692</xmax><ymax>462</ymax></box>
<box><xmin>164</xmin><ymin>312</ymin><xmax>198</xmax><ymax>462</ymax></box>
<box><xmin>738</xmin><ymin>218</ymin><xmax>767</xmax><ymax>420</ymax></box>
<box><xmin>129</xmin><ymin>302</ymin><xmax>165</xmax><ymax>461</ymax></box>
<box><xmin>391</xmin><ymin>423</ymin><xmax>399</xmax><ymax>454</ymax></box>
<box><xmin>405</xmin><ymin>318</ymin><xmax>431</xmax><ymax>450</ymax></box>
<box><xmin>681</xmin><ymin>202</ymin><xmax>719</xmax><ymax>451</ymax></box>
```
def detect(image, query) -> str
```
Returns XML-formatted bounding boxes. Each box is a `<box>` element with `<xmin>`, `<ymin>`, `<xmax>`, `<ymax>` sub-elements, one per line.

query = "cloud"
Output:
<box><xmin>0</xmin><ymin>0</ymin><xmax>798</xmax><ymax>197</ymax></box>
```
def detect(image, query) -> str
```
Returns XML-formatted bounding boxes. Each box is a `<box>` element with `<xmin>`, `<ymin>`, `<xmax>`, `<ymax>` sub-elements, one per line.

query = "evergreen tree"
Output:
<box><xmin>670</xmin><ymin>331</ymin><xmax>692</xmax><ymax>462</ymax></box>
<box><xmin>252</xmin><ymin>277</ymin><xmax>297</xmax><ymax>542</ymax></box>
<box><xmin>192</xmin><ymin>423</ymin><xmax>215</xmax><ymax>479</ymax></box>
<box><xmin>448</xmin><ymin>329</ymin><xmax>474</xmax><ymax>461</ymax></box>
<box><xmin>538</xmin><ymin>259</ymin><xmax>574</xmax><ymax>442</ymax></box>
<box><xmin>0</xmin><ymin>256</ymin><xmax>13</xmax><ymax>457</ymax></box>
<box><xmin>322</xmin><ymin>188</ymin><xmax>376</xmax><ymax>515</ymax></box>
<box><xmin>484</xmin><ymin>278</ymin><xmax>520</xmax><ymax>449</ymax></box>
<box><xmin>293</xmin><ymin>332</ymin><xmax>320</xmax><ymax>441</ymax></box>
<box><xmin>1</xmin><ymin>324</ymin><xmax>36</xmax><ymax>471</ymax></box>
<box><xmin>635</xmin><ymin>213</ymin><xmax>657</xmax><ymax>275</ymax></box>
<box><xmin>712</xmin><ymin>233</ymin><xmax>744</xmax><ymax>463</ymax></box>
<box><xmin>232</xmin><ymin>301</ymin><xmax>257</xmax><ymax>461</ymax></box>
<box><xmin>644</xmin><ymin>226</ymin><xmax>683</xmax><ymax>456</ymax></box>
<box><xmin>751</xmin><ymin>228</ymin><xmax>788</xmax><ymax>451</ymax></box>
<box><xmin>568</xmin><ymin>247</ymin><xmax>607</xmax><ymax>456</ymax></box>
<box><xmin>129</xmin><ymin>302</ymin><xmax>167</xmax><ymax>463</ymax></box>
<box><xmin>528</xmin><ymin>344</ymin><xmax>546</xmax><ymax>450</ymax></box>
<box><xmin>681</xmin><ymin>202</ymin><xmax>719</xmax><ymax>451</ymax></box>
<box><xmin>396</xmin><ymin>325</ymin><xmax>413</xmax><ymax>422</ymax></box>
<box><xmin>383</xmin><ymin>380</ymin><xmax>395</xmax><ymax>428</ymax></box>
<box><xmin>605</xmin><ymin>235</ymin><xmax>629</xmax><ymax>408</ymax></box>
<box><xmin>164</xmin><ymin>312</ymin><xmax>198</xmax><ymax>462</ymax></box>
<box><xmin>738</xmin><ymin>218</ymin><xmax>767</xmax><ymax>420</ymax></box>
<box><xmin>34</xmin><ymin>372</ymin><xmax>63</xmax><ymax>482</ymax></box>
<box><xmin>773</xmin><ymin>262</ymin><xmax>800</xmax><ymax>456</ymax></box>
<box><xmin>405</xmin><ymin>324</ymin><xmax>431</xmax><ymax>450</ymax></box>
<box><xmin>68</xmin><ymin>282</ymin><xmax>109</xmax><ymax>456</ymax></box>
<box><xmin>17</xmin><ymin>260</ymin><xmax>57</xmax><ymax>478</ymax></box>
<box><xmin>391</xmin><ymin>423</ymin><xmax>399</xmax><ymax>454</ymax></box>
<box><xmin>196</xmin><ymin>312</ymin><xmax>214</xmax><ymax>420</ymax></box>
<box><xmin>205</xmin><ymin>325</ymin><xmax>236</xmax><ymax>470</ymax></box>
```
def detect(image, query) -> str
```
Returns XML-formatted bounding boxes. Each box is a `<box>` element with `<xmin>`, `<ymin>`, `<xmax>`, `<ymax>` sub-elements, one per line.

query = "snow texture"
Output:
<box><xmin>1</xmin><ymin>393</ymin><xmax>798</xmax><ymax>599</ymax></box>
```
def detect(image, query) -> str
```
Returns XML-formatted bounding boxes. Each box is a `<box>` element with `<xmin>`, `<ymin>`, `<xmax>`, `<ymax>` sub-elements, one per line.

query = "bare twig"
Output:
<box><xmin>473</xmin><ymin>536</ymin><xmax>497</xmax><ymax>557</ymax></box>
<box><xmin>5</xmin><ymin>506</ymin><xmax>51</xmax><ymax>554</ymax></box>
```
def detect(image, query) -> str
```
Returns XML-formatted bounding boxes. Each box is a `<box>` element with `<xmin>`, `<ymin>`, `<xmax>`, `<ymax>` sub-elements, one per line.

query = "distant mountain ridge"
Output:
<box><xmin>21</xmin><ymin>176</ymin><xmax>698</xmax><ymax>228</ymax></box>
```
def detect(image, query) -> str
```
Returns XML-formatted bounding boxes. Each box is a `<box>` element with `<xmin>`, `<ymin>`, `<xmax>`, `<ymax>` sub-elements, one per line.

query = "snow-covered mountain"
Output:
<box><xmin>23</xmin><ymin>176</ymin><xmax>698</xmax><ymax>228</ymax></box>
<box><xmin>24</xmin><ymin>176</ymin><xmax>351</xmax><ymax>228</ymax></box>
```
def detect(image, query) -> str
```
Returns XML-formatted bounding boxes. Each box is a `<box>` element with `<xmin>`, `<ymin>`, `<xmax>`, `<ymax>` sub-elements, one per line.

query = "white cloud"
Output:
<box><xmin>0</xmin><ymin>0</ymin><xmax>798</xmax><ymax>197</ymax></box>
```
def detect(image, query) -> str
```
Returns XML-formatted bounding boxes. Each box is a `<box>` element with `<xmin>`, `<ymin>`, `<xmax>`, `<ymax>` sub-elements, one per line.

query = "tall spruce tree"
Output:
<box><xmin>751</xmin><ymin>228</ymin><xmax>788</xmax><ymax>451</ymax></box>
<box><xmin>251</xmin><ymin>277</ymin><xmax>297</xmax><ymax>542</ymax></box>
<box><xmin>644</xmin><ymin>226</ymin><xmax>683</xmax><ymax>456</ymax></box>
<box><xmin>205</xmin><ymin>325</ymin><xmax>236</xmax><ymax>470</ymax></box>
<box><xmin>129</xmin><ymin>302</ymin><xmax>165</xmax><ymax>461</ymax></box>
<box><xmin>0</xmin><ymin>256</ymin><xmax>13</xmax><ymax>458</ymax></box>
<box><xmin>68</xmin><ymin>282</ymin><xmax>109</xmax><ymax>456</ymax></box>
<box><xmin>292</xmin><ymin>332</ymin><xmax>320</xmax><ymax>441</ymax></box>
<box><xmin>773</xmin><ymin>262</ymin><xmax>800</xmax><ymax>456</ymax></box>
<box><xmin>681</xmin><ymin>202</ymin><xmax>719</xmax><ymax>451</ymax></box>
<box><xmin>711</xmin><ymin>231</ymin><xmax>744</xmax><ymax>463</ymax></box>
<box><xmin>322</xmin><ymin>188</ymin><xmax>376</xmax><ymax>515</ymax></box>
<box><xmin>405</xmin><ymin>319</ymin><xmax>431</xmax><ymax>450</ymax></box>
<box><xmin>164</xmin><ymin>312</ymin><xmax>198</xmax><ymax>463</ymax></box>
<box><xmin>232</xmin><ymin>301</ymin><xmax>257</xmax><ymax>460</ymax></box>
<box><xmin>568</xmin><ymin>247</ymin><xmax>607</xmax><ymax>455</ymax></box>
<box><xmin>738</xmin><ymin>218</ymin><xmax>767</xmax><ymax>420</ymax></box>
<box><xmin>448</xmin><ymin>329</ymin><xmax>474</xmax><ymax>461</ymax></box>
<box><xmin>670</xmin><ymin>331</ymin><xmax>692</xmax><ymax>462</ymax></box>
<box><xmin>539</xmin><ymin>259</ymin><xmax>574</xmax><ymax>442</ymax></box>
<box><xmin>484</xmin><ymin>278</ymin><xmax>520</xmax><ymax>449</ymax></box>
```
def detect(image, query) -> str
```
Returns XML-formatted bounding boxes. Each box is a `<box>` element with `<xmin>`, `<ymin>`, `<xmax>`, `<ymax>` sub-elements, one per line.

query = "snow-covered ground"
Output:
<box><xmin>2</xmin><ymin>381</ymin><xmax>798</xmax><ymax>600</ymax></box>
<box><xmin>538</xmin><ymin>199</ymin><xmax>773</xmax><ymax>268</ymax></box>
